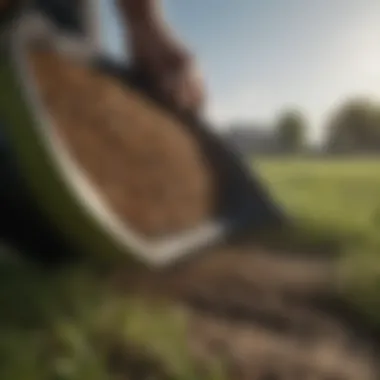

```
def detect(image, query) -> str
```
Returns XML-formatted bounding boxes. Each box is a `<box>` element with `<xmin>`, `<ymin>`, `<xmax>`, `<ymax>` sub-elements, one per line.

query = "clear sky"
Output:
<box><xmin>98</xmin><ymin>0</ymin><xmax>380</xmax><ymax>141</ymax></box>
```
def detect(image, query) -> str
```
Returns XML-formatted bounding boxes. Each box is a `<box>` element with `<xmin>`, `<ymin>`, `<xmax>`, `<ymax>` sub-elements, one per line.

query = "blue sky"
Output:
<box><xmin>98</xmin><ymin>0</ymin><xmax>380</xmax><ymax>141</ymax></box>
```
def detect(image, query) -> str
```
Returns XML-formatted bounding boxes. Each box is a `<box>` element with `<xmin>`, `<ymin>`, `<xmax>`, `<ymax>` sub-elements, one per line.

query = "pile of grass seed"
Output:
<box><xmin>28</xmin><ymin>48</ymin><xmax>217</xmax><ymax>239</ymax></box>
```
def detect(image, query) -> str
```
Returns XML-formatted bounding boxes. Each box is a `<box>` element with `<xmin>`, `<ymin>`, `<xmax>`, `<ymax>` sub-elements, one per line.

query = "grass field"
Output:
<box><xmin>256</xmin><ymin>157</ymin><xmax>380</xmax><ymax>321</ymax></box>
<box><xmin>257</xmin><ymin>157</ymin><xmax>380</xmax><ymax>243</ymax></box>
<box><xmin>2</xmin><ymin>156</ymin><xmax>380</xmax><ymax>379</ymax></box>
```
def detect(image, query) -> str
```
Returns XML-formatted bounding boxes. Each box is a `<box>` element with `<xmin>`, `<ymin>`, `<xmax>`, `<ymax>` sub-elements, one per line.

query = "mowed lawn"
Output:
<box><xmin>256</xmin><ymin>158</ymin><xmax>380</xmax><ymax>237</ymax></box>
<box><xmin>255</xmin><ymin>157</ymin><xmax>380</xmax><ymax>321</ymax></box>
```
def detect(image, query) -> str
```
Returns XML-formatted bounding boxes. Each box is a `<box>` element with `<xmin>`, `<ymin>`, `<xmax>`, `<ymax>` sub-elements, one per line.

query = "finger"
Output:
<box><xmin>188</xmin><ymin>71</ymin><xmax>206</xmax><ymax>114</ymax></box>
<box><xmin>164</xmin><ymin>67</ymin><xmax>205</xmax><ymax>114</ymax></box>
<box><xmin>182</xmin><ymin>74</ymin><xmax>206</xmax><ymax>116</ymax></box>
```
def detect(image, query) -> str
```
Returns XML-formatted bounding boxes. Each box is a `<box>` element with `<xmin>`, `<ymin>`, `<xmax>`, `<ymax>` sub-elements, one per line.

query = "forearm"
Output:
<box><xmin>117</xmin><ymin>0</ymin><xmax>163</xmax><ymax>26</ymax></box>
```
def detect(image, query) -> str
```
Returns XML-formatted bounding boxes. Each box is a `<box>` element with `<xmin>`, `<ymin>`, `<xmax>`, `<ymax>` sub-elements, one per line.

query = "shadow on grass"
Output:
<box><xmin>230</xmin><ymin>217</ymin><xmax>356</xmax><ymax>258</ymax></box>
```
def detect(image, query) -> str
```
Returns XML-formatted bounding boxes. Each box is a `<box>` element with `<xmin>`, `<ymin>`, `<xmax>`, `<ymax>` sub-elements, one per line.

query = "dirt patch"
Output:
<box><xmin>112</xmin><ymin>248</ymin><xmax>380</xmax><ymax>379</ymax></box>
<box><xmin>188</xmin><ymin>311</ymin><xmax>379</xmax><ymax>380</ymax></box>
<box><xmin>183</xmin><ymin>253</ymin><xmax>380</xmax><ymax>379</ymax></box>
<box><xmin>111</xmin><ymin>246</ymin><xmax>337</xmax><ymax>302</ymax></box>
<box><xmin>27</xmin><ymin>47</ymin><xmax>217</xmax><ymax>239</ymax></box>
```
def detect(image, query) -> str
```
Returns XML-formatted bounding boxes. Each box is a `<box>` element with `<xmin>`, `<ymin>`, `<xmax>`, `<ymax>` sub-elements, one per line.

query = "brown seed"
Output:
<box><xmin>28</xmin><ymin>47</ymin><xmax>218</xmax><ymax>243</ymax></box>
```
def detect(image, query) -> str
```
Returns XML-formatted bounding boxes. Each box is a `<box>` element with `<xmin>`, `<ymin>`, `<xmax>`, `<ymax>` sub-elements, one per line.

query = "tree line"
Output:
<box><xmin>275</xmin><ymin>97</ymin><xmax>380</xmax><ymax>154</ymax></box>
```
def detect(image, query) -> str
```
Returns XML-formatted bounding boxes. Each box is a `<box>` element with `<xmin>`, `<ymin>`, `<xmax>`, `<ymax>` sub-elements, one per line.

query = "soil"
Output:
<box><xmin>27</xmin><ymin>47</ymin><xmax>217</xmax><ymax>239</ymax></box>
<box><xmin>112</xmin><ymin>247</ymin><xmax>380</xmax><ymax>380</ymax></box>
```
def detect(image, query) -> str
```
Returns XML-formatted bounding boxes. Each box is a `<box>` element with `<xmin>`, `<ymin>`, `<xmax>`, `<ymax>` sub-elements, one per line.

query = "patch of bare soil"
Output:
<box><xmin>113</xmin><ymin>247</ymin><xmax>380</xmax><ymax>380</ymax></box>
<box><xmin>188</xmin><ymin>310</ymin><xmax>379</xmax><ymax>380</ymax></box>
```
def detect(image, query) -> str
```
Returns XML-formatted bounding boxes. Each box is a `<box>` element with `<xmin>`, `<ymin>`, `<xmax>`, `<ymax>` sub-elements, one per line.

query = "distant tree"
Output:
<box><xmin>275</xmin><ymin>109</ymin><xmax>307</xmax><ymax>153</ymax></box>
<box><xmin>324</xmin><ymin>97</ymin><xmax>380</xmax><ymax>153</ymax></box>
<box><xmin>374</xmin><ymin>105</ymin><xmax>380</xmax><ymax>137</ymax></box>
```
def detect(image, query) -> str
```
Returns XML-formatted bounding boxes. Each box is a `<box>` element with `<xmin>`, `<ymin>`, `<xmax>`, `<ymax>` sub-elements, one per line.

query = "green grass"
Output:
<box><xmin>257</xmin><ymin>158</ymin><xmax>380</xmax><ymax>239</ymax></box>
<box><xmin>2</xmin><ymin>156</ymin><xmax>380</xmax><ymax>379</ymax></box>
<box><xmin>0</xmin><ymin>257</ymin><xmax>212</xmax><ymax>380</ymax></box>
<box><xmin>255</xmin><ymin>157</ymin><xmax>380</xmax><ymax>322</ymax></box>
